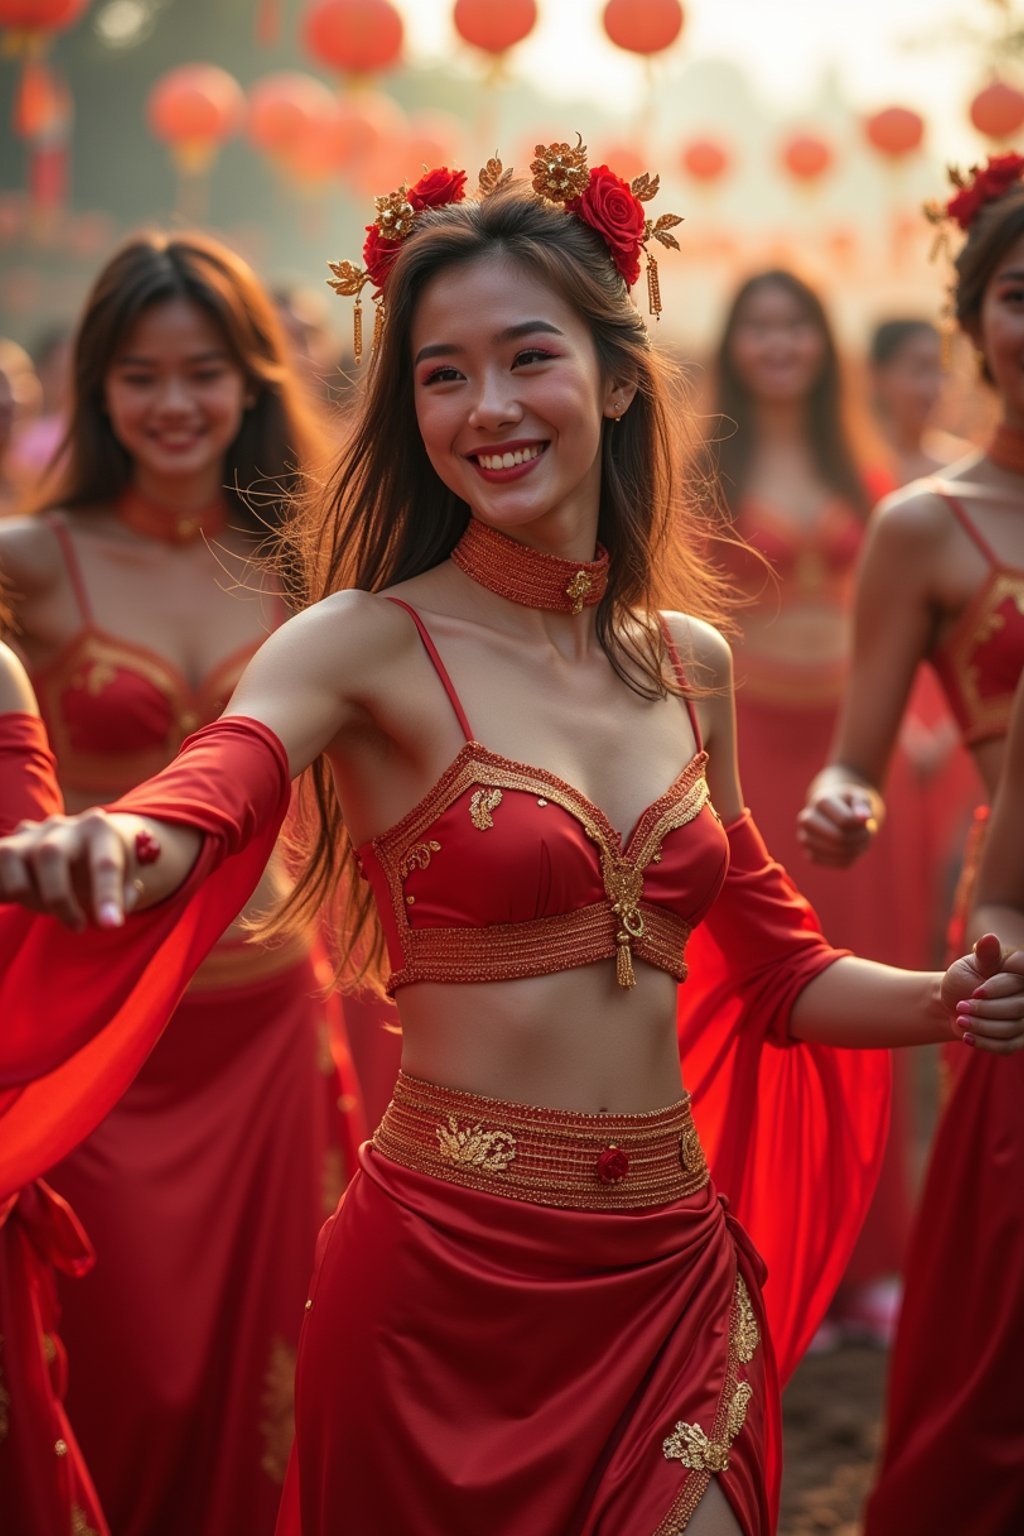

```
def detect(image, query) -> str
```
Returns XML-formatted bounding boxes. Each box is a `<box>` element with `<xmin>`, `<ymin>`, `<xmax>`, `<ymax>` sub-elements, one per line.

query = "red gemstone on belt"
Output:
<box><xmin>596</xmin><ymin>1145</ymin><xmax>629</xmax><ymax>1184</ymax></box>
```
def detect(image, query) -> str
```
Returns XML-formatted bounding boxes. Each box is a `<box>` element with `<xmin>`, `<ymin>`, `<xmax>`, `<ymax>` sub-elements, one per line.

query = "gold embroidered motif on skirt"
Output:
<box><xmin>259</xmin><ymin>1335</ymin><xmax>297</xmax><ymax>1486</ymax></box>
<box><xmin>654</xmin><ymin>1271</ymin><xmax>762</xmax><ymax>1533</ymax></box>
<box><xmin>435</xmin><ymin>1114</ymin><xmax>517</xmax><ymax>1173</ymax></box>
<box><xmin>469</xmin><ymin>787</ymin><xmax>503</xmax><ymax>830</ymax></box>
<box><xmin>71</xmin><ymin>1506</ymin><xmax>99</xmax><ymax>1536</ymax></box>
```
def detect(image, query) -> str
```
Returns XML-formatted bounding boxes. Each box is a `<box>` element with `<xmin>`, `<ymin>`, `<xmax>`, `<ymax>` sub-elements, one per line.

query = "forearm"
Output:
<box><xmin>969</xmin><ymin>905</ymin><xmax>1024</xmax><ymax>950</ymax></box>
<box><xmin>789</xmin><ymin>956</ymin><xmax>949</xmax><ymax>1048</ymax></box>
<box><xmin>110</xmin><ymin>814</ymin><xmax>204</xmax><ymax>913</ymax></box>
<box><xmin>806</xmin><ymin>761</ymin><xmax>885</xmax><ymax>813</ymax></box>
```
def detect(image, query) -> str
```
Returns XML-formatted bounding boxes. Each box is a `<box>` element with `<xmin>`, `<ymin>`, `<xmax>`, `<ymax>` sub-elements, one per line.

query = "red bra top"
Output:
<box><xmin>930</xmin><ymin>492</ymin><xmax>1024</xmax><ymax>747</ymax></box>
<box><xmin>727</xmin><ymin>497</ymin><xmax>864</xmax><ymax>599</ymax></box>
<box><xmin>30</xmin><ymin>515</ymin><xmax>269</xmax><ymax>796</ymax></box>
<box><xmin>358</xmin><ymin>599</ymin><xmax>730</xmax><ymax>996</ymax></box>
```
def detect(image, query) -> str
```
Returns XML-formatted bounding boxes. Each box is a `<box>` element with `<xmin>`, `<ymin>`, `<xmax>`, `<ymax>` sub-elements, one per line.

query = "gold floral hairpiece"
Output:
<box><xmin>327</xmin><ymin>136</ymin><xmax>682</xmax><ymax>364</ymax></box>
<box><xmin>922</xmin><ymin>154</ymin><xmax>1024</xmax><ymax>365</ymax></box>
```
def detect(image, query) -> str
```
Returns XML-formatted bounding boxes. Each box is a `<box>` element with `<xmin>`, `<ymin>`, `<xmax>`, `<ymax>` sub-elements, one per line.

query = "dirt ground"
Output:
<box><xmin>780</xmin><ymin>1342</ymin><xmax>889</xmax><ymax>1535</ymax></box>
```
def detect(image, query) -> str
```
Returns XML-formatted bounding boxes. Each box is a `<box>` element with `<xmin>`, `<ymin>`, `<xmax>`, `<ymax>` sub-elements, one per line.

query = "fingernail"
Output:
<box><xmin>97</xmin><ymin>902</ymin><xmax>123</xmax><ymax>929</ymax></box>
<box><xmin>956</xmin><ymin>1000</ymin><xmax>975</xmax><ymax>1016</ymax></box>
<box><xmin>972</xmin><ymin>987</ymin><xmax>988</xmax><ymax>1000</ymax></box>
<box><xmin>962</xmin><ymin>1031</ymin><xmax>977</xmax><ymax>1047</ymax></box>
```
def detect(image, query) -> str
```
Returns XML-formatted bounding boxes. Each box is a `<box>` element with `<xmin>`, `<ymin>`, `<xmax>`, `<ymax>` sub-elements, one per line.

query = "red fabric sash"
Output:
<box><xmin>678</xmin><ymin>811</ymin><xmax>891</xmax><ymax>1389</ymax></box>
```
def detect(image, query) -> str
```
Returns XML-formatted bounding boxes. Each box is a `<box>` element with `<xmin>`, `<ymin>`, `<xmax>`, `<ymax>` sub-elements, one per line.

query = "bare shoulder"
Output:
<box><xmin>0</xmin><ymin>640</ymin><xmax>38</xmax><ymax>714</ymax></box>
<box><xmin>660</xmin><ymin>610</ymin><xmax>734</xmax><ymax>691</ymax></box>
<box><xmin>0</xmin><ymin>514</ymin><xmax>63</xmax><ymax>595</ymax></box>
<box><xmin>869</xmin><ymin>478</ymin><xmax>961</xmax><ymax>555</ymax></box>
<box><xmin>240</xmin><ymin>587</ymin><xmax>422</xmax><ymax>689</ymax></box>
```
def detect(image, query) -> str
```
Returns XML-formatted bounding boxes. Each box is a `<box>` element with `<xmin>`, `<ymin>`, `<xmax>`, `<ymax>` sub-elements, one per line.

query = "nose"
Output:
<box><xmin>153</xmin><ymin>374</ymin><xmax>193</xmax><ymax>415</ymax></box>
<box><xmin>467</xmin><ymin>367</ymin><xmax>522</xmax><ymax>432</ymax></box>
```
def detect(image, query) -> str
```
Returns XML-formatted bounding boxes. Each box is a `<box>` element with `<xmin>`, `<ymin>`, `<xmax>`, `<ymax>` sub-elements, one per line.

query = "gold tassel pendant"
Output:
<box><xmin>646</xmin><ymin>250</ymin><xmax>662</xmax><ymax>321</ymax></box>
<box><xmin>353</xmin><ymin>296</ymin><xmax>363</xmax><ymax>366</ymax></box>
<box><xmin>616</xmin><ymin>932</ymin><xmax>637</xmax><ymax>989</ymax></box>
<box><xmin>372</xmin><ymin>297</ymin><xmax>385</xmax><ymax>354</ymax></box>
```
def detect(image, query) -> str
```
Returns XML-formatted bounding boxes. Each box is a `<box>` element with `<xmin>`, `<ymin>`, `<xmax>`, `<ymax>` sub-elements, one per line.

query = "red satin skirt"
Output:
<box><xmin>865</xmin><ymin>811</ymin><xmax>1024</xmax><ymax>1535</ymax></box>
<box><xmin>276</xmin><ymin>1073</ymin><xmax>778</xmax><ymax>1536</ymax></box>
<box><xmin>47</xmin><ymin>947</ymin><xmax>361</xmax><ymax>1536</ymax></box>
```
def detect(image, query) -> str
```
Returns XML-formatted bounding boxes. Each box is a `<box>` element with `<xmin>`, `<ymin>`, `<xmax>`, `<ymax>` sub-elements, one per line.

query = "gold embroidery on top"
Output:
<box><xmin>469</xmin><ymin>787</ymin><xmax>503</xmax><ymax>830</ymax></box>
<box><xmin>565</xmin><ymin>568</ymin><xmax>593</xmax><ymax>615</ymax></box>
<box><xmin>399</xmin><ymin>839</ymin><xmax>441</xmax><ymax>877</ymax></box>
<box><xmin>73</xmin><ymin>660</ymin><xmax>117</xmax><ymax>697</ymax></box>
<box><xmin>435</xmin><ymin>1114</ymin><xmax>517</xmax><ymax>1173</ymax></box>
<box><xmin>679</xmin><ymin>1122</ymin><xmax>703</xmax><ymax>1173</ymax></box>
<box><xmin>259</xmin><ymin>1335</ymin><xmax>297</xmax><ymax>1486</ymax></box>
<box><xmin>605</xmin><ymin>856</ymin><xmax>646</xmax><ymax>988</ymax></box>
<box><xmin>72</xmin><ymin>1506</ymin><xmax>99</xmax><ymax>1536</ymax></box>
<box><xmin>734</xmin><ymin>1275</ymin><xmax>760</xmax><ymax>1365</ymax></box>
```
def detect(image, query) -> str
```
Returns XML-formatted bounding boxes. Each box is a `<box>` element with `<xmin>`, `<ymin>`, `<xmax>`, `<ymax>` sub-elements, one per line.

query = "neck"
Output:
<box><xmin>879</xmin><ymin>416</ymin><xmax>924</xmax><ymax>457</ymax></box>
<box><xmin>753</xmin><ymin>399</ymin><xmax>808</xmax><ymax>442</ymax></box>
<box><xmin>450</xmin><ymin>517</ymin><xmax>609</xmax><ymax>617</ymax></box>
<box><xmin>986</xmin><ymin>420</ymin><xmax>1024</xmax><ymax>476</ymax></box>
<box><xmin>132</xmin><ymin>466</ymin><xmax>227</xmax><ymax>518</ymax></box>
<box><xmin>118</xmin><ymin>482</ymin><xmax>228</xmax><ymax>546</ymax></box>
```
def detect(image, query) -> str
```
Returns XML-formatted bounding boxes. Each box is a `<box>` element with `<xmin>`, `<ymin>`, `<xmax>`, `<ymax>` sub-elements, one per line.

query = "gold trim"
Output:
<box><xmin>939</xmin><ymin>572</ymin><xmax>1024</xmax><ymax>744</ymax></box>
<box><xmin>259</xmin><ymin>1335</ymin><xmax>297</xmax><ymax>1486</ymax></box>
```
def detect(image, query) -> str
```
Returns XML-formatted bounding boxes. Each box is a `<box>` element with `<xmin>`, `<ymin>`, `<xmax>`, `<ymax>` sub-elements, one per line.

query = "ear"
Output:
<box><xmin>601</xmin><ymin>376</ymin><xmax>639</xmax><ymax>422</ymax></box>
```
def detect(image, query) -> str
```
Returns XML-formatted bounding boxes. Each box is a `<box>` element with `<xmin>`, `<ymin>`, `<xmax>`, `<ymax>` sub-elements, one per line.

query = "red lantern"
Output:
<box><xmin>595</xmin><ymin>140</ymin><xmax>648</xmax><ymax>183</ymax></box>
<box><xmin>602</xmin><ymin>0</ymin><xmax>684</xmax><ymax>56</ymax></box>
<box><xmin>970</xmin><ymin>78</ymin><xmax>1024</xmax><ymax>142</ymax></box>
<box><xmin>0</xmin><ymin>0</ymin><xmax>89</xmax><ymax>28</ymax></box>
<box><xmin>453</xmin><ymin>0</ymin><xmax>537</xmax><ymax>54</ymax></box>
<box><xmin>148</xmin><ymin>63</ymin><xmax>245</xmax><ymax>176</ymax></box>
<box><xmin>328</xmin><ymin>91</ymin><xmax>407</xmax><ymax>193</ymax></box>
<box><xmin>303</xmin><ymin>0</ymin><xmax>404</xmax><ymax>77</ymax></box>
<box><xmin>864</xmin><ymin>106</ymin><xmax>925</xmax><ymax>161</ymax></box>
<box><xmin>680</xmin><ymin>137</ymin><xmax>730</xmax><ymax>184</ymax></box>
<box><xmin>404</xmin><ymin>111</ymin><xmax>465</xmax><ymax>176</ymax></box>
<box><xmin>1</xmin><ymin>0</ymin><xmax>89</xmax><ymax>140</ymax></box>
<box><xmin>247</xmin><ymin>73</ymin><xmax>337</xmax><ymax>165</ymax></box>
<box><xmin>780</xmin><ymin>133</ymin><xmax>833</xmax><ymax>184</ymax></box>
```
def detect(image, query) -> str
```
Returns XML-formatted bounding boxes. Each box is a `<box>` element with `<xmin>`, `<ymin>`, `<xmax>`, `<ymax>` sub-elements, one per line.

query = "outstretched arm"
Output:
<box><xmin>0</xmin><ymin>590</ymin><xmax>383</xmax><ymax>928</ymax></box>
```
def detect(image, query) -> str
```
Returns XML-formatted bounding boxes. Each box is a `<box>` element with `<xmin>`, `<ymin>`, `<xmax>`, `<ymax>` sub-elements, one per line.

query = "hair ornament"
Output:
<box><xmin>327</xmin><ymin>137</ymin><xmax>682</xmax><ymax>363</ymax></box>
<box><xmin>922</xmin><ymin>153</ymin><xmax>1024</xmax><ymax>366</ymax></box>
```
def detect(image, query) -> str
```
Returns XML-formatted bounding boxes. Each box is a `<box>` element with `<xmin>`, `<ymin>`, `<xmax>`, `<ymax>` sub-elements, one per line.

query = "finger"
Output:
<box><xmin>963</xmin><ymin>1029</ymin><xmax>1024</xmax><ymax>1055</ymax></box>
<box><xmin>30</xmin><ymin>834</ymin><xmax>87</xmax><ymax>931</ymax></box>
<box><xmin>797</xmin><ymin>808</ymin><xmax>871</xmax><ymax>849</ymax></box>
<box><xmin>971</xmin><ymin>969</ymin><xmax>1024</xmax><ymax>1001</ymax></box>
<box><xmin>0</xmin><ymin>841</ymin><xmax>34</xmax><ymax>902</ymax></box>
<box><xmin>82</xmin><ymin>813</ymin><xmax>128</xmax><ymax>928</ymax></box>
<box><xmin>972</xmin><ymin>932</ymin><xmax>1004</xmax><ymax>979</ymax></box>
<box><xmin>958</xmin><ymin>994</ymin><xmax>1024</xmax><ymax>1023</ymax></box>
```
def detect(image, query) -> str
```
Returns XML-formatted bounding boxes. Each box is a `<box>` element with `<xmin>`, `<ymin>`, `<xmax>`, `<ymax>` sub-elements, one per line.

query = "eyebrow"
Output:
<box><xmin>112</xmin><ymin>350</ymin><xmax>229</xmax><ymax>366</ymax></box>
<box><xmin>995</xmin><ymin>269</ymin><xmax>1024</xmax><ymax>283</ymax></box>
<box><xmin>414</xmin><ymin>320</ymin><xmax>564</xmax><ymax>366</ymax></box>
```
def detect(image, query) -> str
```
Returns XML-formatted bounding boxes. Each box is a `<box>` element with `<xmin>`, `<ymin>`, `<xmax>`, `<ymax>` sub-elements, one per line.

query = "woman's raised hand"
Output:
<box><xmin>796</xmin><ymin>775</ymin><xmax>883</xmax><ymax>868</ymax></box>
<box><xmin>0</xmin><ymin>811</ymin><xmax>199</xmax><ymax>930</ymax></box>
<box><xmin>943</xmin><ymin>933</ymin><xmax>1024</xmax><ymax>1055</ymax></box>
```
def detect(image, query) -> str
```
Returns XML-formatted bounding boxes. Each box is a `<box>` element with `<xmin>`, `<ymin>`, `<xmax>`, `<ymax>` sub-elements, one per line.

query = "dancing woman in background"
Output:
<box><xmin>707</xmin><ymin>270</ymin><xmax>922</xmax><ymax>1335</ymax></box>
<box><xmin>801</xmin><ymin>156</ymin><xmax>1024</xmax><ymax>1536</ymax></box>
<box><xmin>0</xmin><ymin>233</ymin><xmax>363</xmax><ymax>1536</ymax></box>
<box><xmin>1</xmin><ymin>151</ymin><xmax>1022</xmax><ymax>1536</ymax></box>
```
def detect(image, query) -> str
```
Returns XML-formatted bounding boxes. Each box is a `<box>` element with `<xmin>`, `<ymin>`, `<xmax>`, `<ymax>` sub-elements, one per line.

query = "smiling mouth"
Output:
<box><xmin>469</xmin><ymin>442</ymin><xmax>548</xmax><ymax>478</ymax></box>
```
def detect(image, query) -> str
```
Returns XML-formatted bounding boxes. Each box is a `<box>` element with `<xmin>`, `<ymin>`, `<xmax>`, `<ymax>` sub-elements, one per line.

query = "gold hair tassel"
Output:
<box><xmin>616</xmin><ymin>932</ymin><xmax>637</xmax><ymax>988</ymax></box>
<box><xmin>372</xmin><ymin>296</ymin><xmax>385</xmax><ymax>354</ymax></box>
<box><xmin>353</xmin><ymin>296</ymin><xmax>363</xmax><ymax>365</ymax></box>
<box><xmin>646</xmin><ymin>249</ymin><xmax>662</xmax><ymax>321</ymax></box>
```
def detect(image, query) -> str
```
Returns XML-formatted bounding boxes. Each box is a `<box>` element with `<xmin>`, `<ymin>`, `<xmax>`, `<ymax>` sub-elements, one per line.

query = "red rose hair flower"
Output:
<box><xmin>572</xmin><ymin>164</ymin><xmax>647</xmax><ymax>286</ymax></box>
<box><xmin>408</xmin><ymin>166</ymin><xmax>468</xmax><ymax>210</ymax></box>
<box><xmin>945</xmin><ymin>153</ymin><xmax>1024</xmax><ymax>232</ymax></box>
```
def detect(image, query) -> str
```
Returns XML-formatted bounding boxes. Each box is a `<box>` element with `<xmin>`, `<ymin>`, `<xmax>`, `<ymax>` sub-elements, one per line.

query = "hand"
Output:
<box><xmin>0</xmin><ymin>810</ymin><xmax>138</xmax><ymax>931</ymax></box>
<box><xmin>796</xmin><ymin>784</ymin><xmax>882</xmax><ymax>868</ymax></box>
<box><xmin>942</xmin><ymin>933</ymin><xmax>1024</xmax><ymax>1054</ymax></box>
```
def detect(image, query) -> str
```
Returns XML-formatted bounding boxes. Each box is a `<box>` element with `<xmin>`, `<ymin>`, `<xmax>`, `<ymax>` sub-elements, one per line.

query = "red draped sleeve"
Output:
<box><xmin>679</xmin><ymin>810</ymin><xmax>892</xmax><ymax>1385</ymax></box>
<box><xmin>0</xmin><ymin>716</ymin><xmax>290</xmax><ymax>1200</ymax></box>
<box><xmin>0</xmin><ymin>712</ymin><xmax>61</xmax><ymax>824</ymax></box>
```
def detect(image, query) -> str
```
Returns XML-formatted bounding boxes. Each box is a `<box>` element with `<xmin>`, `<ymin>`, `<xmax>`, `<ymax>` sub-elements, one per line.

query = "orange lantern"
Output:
<box><xmin>327</xmin><ymin>91</ymin><xmax>407</xmax><ymax>194</ymax></box>
<box><xmin>303</xmin><ymin>0</ymin><xmax>404</xmax><ymax>77</ymax></box>
<box><xmin>247</xmin><ymin>72</ymin><xmax>337</xmax><ymax>167</ymax></box>
<box><xmin>147</xmin><ymin>63</ymin><xmax>245</xmax><ymax>177</ymax></box>
<box><xmin>1</xmin><ymin>0</ymin><xmax>89</xmax><ymax>138</ymax></box>
<box><xmin>864</xmin><ymin>106</ymin><xmax>924</xmax><ymax>162</ymax></box>
<box><xmin>453</xmin><ymin>0</ymin><xmax>537</xmax><ymax>54</ymax></box>
<box><xmin>595</xmin><ymin>140</ymin><xmax>648</xmax><ymax>183</ymax></box>
<box><xmin>404</xmin><ymin>111</ymin><xmax>464</xmax><ymax>174</ymax></box>
<box><xmin>780</xmin><ymin>133</ymin><xmax>833</xmax><ymax>185</ymax></box>
<box><xmin>602</xmin><ymin>0</ymin><xmax>684</xmax><ymax>56</ymax></box>
<box><xmin>970</xmin><ymin>78</ymin><xmax>1024</xmax><ymax>142</ymax></box>
<box><xmin>680</xmin><ymin>137</ymin><xmax>730</xmax><ymax>185</ymax></box>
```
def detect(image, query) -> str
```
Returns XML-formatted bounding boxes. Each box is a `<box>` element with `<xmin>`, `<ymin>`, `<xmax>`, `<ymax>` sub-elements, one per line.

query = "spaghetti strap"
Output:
<box><xmin>659</xmin><ymin>614</ymin><xmax>703</xmax><ymax>753</ymax></box>
<box><xmin>44</xmin><ymin>512</ymin><xmax>93</xmax><ymax>625</ymax></box>
<box><xmin>386</xmin><ymin>597</ymin><xmax>474</xmax><ymax>742</ymax></box>
<box><xmin>935</xmin><ymin>489</ymin><xmax>999</xmax><ymax>567</ymax></box>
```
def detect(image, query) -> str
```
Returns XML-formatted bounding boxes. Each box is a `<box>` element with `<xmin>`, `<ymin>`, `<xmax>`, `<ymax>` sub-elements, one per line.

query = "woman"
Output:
<box><xmin>868</xmin><ymin>317</ymin><xmax>972</xmax><ymax>484</ymax></box>
<box><xmin>709</xmin><ymin>271</ymin><xmax>921</xmax><ymax>1337</ymax></box>
<box><xmin>0</xmin><ymin>635</ymin><xmax>108</xmax><ymax>1536</ymax></box>
<box><xmin>0</xmin><ymin>233</ymin><xmax>363</xmax><ymax>1536</ymax></box>
<box><xmin>0</xmin><ymin>154</ymin><xmax>1022</xmax><ymax>1536</ymax></box>
<box><xmin>801</xmin><ymin>155</ymin><xmax>1024</xmax><ymax>1536</ymax></box>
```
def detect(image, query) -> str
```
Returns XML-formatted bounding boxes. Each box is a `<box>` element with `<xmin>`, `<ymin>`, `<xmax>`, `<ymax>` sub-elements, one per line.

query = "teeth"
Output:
<box><xmin>477</xmin><ymin>444</ymin><xmax>542</xmax><ymax>471</ymax></box>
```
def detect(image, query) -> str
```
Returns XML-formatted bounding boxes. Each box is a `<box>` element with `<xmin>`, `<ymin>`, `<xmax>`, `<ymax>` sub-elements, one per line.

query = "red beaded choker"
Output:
<box><xmin>451</xmin><ymin>518</ymin><xmax>609</xmax><ymax>615</ymax></box>
<box><xmin>986</xmin><ymin>423</ymin><xmax>1024</xmax><ymax>476</ymax></box>
<box><xmin>116</xmin><ymin>489</ymin><xmax>228</xmax><ymax>546</ymax></box>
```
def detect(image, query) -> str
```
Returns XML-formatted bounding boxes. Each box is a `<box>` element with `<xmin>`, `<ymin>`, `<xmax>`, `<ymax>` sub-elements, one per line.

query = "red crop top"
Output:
<box><xmin>30</xmin><ymin>515</ymin><xmax>270</xmax><ymax>796</ymax></box>
<box><xmin>358</xmin><ymin>600</ymin><xmax>730</xmax><ymax>995</ymax></box>
<box><xmin>929</xmin><ymin>492</ymin><xmax>1024</xmax><ymax>747</ymax></box>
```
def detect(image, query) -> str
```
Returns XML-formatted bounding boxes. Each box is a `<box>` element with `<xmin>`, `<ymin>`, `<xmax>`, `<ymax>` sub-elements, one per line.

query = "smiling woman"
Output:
<box><xmin>1</xmin><ymin>157</ymin><xmax>1023</xmax><ymax>1536</ymax></box>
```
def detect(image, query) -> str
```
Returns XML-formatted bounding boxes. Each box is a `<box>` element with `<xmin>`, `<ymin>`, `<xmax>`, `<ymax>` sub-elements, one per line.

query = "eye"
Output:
<box><xmin>192</xmin><ymin>367</ymin><xmax>227</xmax><ymax>382</ymax></box>
<box><xmin>118</xmin><ymin>373</ymin><xmax>154</xmax><ymax>386</ymax></box>
<box><xmin>422</xmin><ymin>365</ymin><xmax>464</xmax><ymax>385</ymax></box>
<box><xmin>512</xmin><ymin>347</ymin><xmax>556</xmax><ymax>367</ymax></box>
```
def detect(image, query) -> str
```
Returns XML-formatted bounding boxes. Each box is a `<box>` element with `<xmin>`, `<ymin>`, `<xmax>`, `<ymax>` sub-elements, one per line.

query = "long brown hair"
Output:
<box><xmin>268</xmin><ymin>181</ymin><xmax>729</xmax><ymax>989</ymax></box>
<box><xmin>711</xmin><ymin>268</ymin><xmax>875</xmax><ymax>520</ymax></box>
<box><xmin>36</xmin><ymin>230</ymin><xmax>329</xmax><ymax>537</ymax></box>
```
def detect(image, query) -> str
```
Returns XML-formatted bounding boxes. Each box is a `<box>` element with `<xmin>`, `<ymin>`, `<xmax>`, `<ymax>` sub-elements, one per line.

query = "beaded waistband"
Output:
<box><xmin>372</xmin><ymin>1071</ymin><xmax>710</xmax><ymax>1211</ymax></box>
